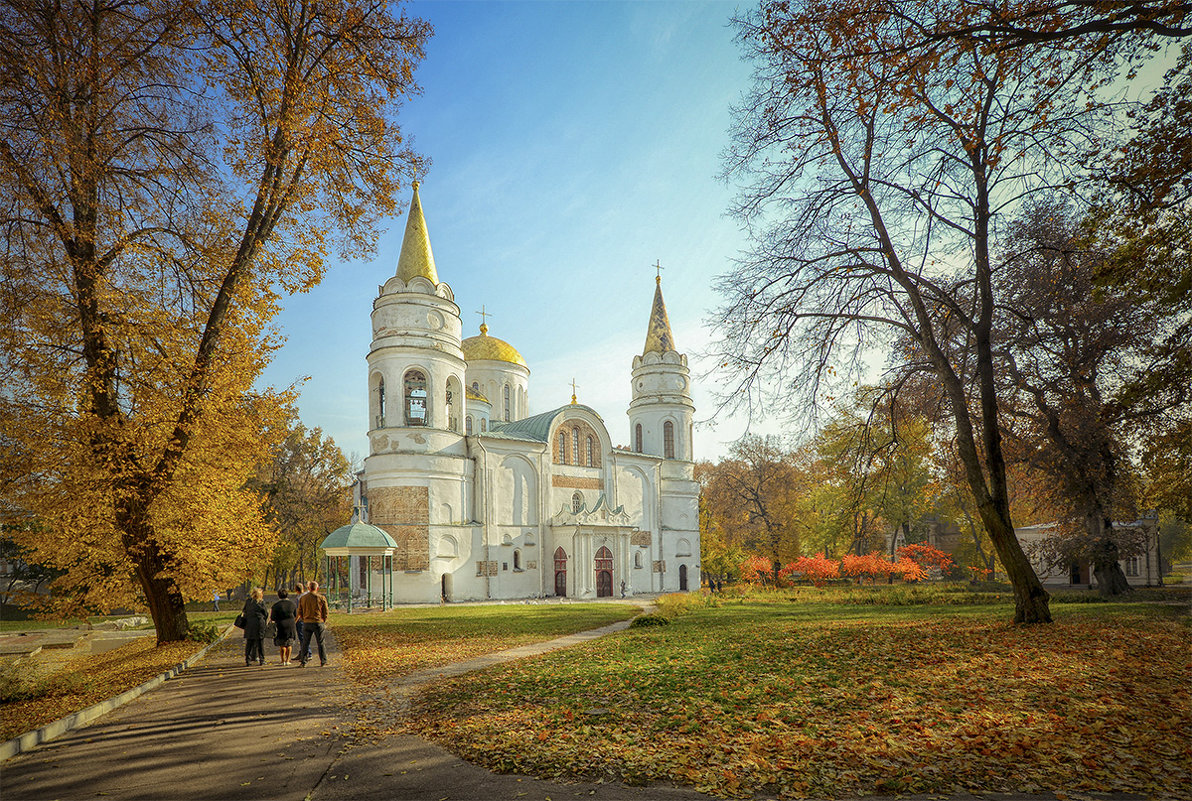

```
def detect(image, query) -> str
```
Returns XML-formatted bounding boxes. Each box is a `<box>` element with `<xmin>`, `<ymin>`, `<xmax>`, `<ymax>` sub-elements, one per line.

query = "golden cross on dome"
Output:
<box><xmin>654</xmin><ymin>259</ymin><xmax>664</xmax><ymax>283</ymax></box>
<box><xmin>475</xmin><ymin>305</ymin><xmax>492</xmax><ymax>333</ymax></box>
<box><xmin>570</xmin><ymin>378</ymin><xmax>580</xmax><ymax>405</ymax></box>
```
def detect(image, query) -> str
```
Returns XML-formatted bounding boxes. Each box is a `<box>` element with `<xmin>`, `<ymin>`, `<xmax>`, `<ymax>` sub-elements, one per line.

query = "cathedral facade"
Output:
<box><xmin>352</xmin><ymin>184</ymin><xmax>700</xmax><ymax>602</ymax></box>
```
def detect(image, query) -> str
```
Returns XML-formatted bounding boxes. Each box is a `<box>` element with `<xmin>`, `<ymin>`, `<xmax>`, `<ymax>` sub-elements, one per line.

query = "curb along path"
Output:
<box><xmin>1</xmin><ymin>633</ymin><xmax>353</xmax><ymax>801</ymax></box>
<box><xmin>0</xmin><ymin>626</ymin><xmax>232</xmax><ymax>761</ymax></box>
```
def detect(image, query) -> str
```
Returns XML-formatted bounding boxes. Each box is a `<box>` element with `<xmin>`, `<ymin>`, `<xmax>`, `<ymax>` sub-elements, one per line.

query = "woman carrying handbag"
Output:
<box><xmin>240</xmin><ymin>587</ymin><xmax>269</xmax><ymax>666</ymax></box>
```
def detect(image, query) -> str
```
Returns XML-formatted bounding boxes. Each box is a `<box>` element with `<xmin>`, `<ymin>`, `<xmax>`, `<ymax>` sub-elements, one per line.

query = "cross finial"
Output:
<box><xmin>570</xmin><ymin>378</ymin><xmax>579</xmax><ymax>405</ymax></box>
<box><xmin>475</xmin><ymin>305</ymin><xmax>492</xmax><ymax>334</ymax></box>
<box><xmin>654</xmin><ymin>259</ymin><xmax>664</xmax><ymax>284</ymax></box>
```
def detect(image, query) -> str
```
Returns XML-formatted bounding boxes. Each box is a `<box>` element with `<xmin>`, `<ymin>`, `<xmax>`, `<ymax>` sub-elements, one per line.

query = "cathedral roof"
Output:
<box><xmin>462</xmin><ymin>324</ymin><xmax>527</xmax><ymax>367</ymax></box>
<box><xmin>465</xmin><ymin>385</ymin><xmax>489</xmax><ymax>402</ymax></box>
<box><xmin>394</xmin><ymin>182</ymin><xmax>439</xmax><ymax>284</ymax></box>
<box><xmin>642</xmin><ymin>276</ymin><xmax>676</xmax><ymax>355</ymax></box>
<box><xmin>484</xmin><ymin>404</ymin><xmax>600</xmax><ymax>443</ymax></box>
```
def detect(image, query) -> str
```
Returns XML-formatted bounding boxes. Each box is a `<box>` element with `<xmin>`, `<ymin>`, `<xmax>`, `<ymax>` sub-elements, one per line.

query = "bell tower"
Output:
<box><xmin>628</xmin><ymin>273</ymin><xmax>694</xmax><ymax>460</ymax></box>
<box><xmin>627</xmin><ymin>268</ymin><xmax>699</xmax><ymax>594</ymax></box>
<box><xmin>362</xmin><ymin>182</ymin><xmax>470</xmax><ymax>602</ymax></box>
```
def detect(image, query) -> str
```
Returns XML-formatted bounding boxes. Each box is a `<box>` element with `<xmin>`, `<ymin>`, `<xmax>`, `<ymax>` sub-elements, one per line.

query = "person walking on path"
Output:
<box><xmin>270</xmin><ymin>587</ymin><xmax>299</xmax><ymax>666</ymax></box>
<box><xmin>294</xmin><ymin>582</ymin><xmax>311</xmax><ymax>662</ymax></box>
<box><xmin>297</xmin><ymin>580</ymin><xmax>329</xmax><ymax>667</ymax></box>
<box><xmin>241</xmin><ymin>587</ymin><xmax>269</xmax><ymax>667</ymax></box>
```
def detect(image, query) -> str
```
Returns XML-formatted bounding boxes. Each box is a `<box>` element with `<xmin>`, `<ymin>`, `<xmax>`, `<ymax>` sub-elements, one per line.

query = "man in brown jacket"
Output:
<box><xmin>296</xmin><ymin>580</ymin><xmax>329</xmax><ymax>667</ymax></box>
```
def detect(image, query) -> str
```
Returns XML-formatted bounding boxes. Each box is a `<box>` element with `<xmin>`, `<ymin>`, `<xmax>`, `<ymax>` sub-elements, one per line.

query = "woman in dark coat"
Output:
<box><xmin>270</xmin><ymin>588</ymin><xmax>299</xmax><ymax>666</ymax></box>
<box><xmin>241</xmin><ymin>587</ymin><xmax>268</xmax><ymax>666</ymax></box>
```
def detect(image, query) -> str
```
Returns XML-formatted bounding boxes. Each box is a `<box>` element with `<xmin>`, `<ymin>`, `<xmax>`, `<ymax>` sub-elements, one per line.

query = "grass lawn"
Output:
<box><xmin>334</xmin><ymin>602</ymin><xmax>642</xmax><ymax>741</ymax></box>
<box><xmin>408</xmin><ymin>594</ymin><xmax>1192</xmax><ymax>799</ymax></box>
<box><xmin>334</xmin><ymin>602</ymin><xmax>641</xmax><ymax>687</ymax></box>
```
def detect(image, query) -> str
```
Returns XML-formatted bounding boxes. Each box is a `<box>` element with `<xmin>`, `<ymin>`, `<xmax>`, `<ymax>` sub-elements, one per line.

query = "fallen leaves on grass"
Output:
<box><xmin>0</xmin><ymin>637</ymin><xmax>200</xmax><ymax>741</ymax></box>
<box><xmin>334</xmin><ymin>604</ymin><xmax>638</xmax><ymax>742</ymax></box>
<box><xmin>408</xmin><ymin>604</ymin><xmax>1192</xmax><ymax>800</ymax></box>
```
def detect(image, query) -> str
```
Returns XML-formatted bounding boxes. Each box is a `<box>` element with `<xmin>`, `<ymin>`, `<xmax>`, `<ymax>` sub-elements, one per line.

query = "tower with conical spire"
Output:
<box><xmin>361</xmin><ymin>182</ymin><xmax>471</xmax><ymax>601</ymax></box>
<box><xmin>627</xmin><ymin>271</ymin><xmax>699</xmax><ymax>593</ymax></box>
<box><xmin>628</xmin><ymin>274</ymin><xmax>694</xmax><ymax>461</ymax></box>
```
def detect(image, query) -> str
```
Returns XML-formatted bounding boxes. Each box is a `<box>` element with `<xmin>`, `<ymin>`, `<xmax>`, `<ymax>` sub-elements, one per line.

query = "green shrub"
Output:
<box><xmin>187</xmin><ymin>620</ymin><xmax>221</xmax><ymax>643</ymax></box>
<box><xmin>630</xmin><ymin>613</ymin><xmax>671</xmax><ymax>628</ymax></box>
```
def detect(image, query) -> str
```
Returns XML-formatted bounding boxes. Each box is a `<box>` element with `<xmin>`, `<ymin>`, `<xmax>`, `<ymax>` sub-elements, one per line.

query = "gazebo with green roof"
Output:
<box><xmin>318</xmin><ymin>521</ymin><xmax>399</xmax><ymax>612</ymax></box>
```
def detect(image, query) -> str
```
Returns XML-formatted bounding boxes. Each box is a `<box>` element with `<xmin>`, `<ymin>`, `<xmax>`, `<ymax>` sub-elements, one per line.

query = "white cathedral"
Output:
<box><xmin>350</xmin><ymin>184</ymin><xmax>700</xmax><ymax>602</ymax></box>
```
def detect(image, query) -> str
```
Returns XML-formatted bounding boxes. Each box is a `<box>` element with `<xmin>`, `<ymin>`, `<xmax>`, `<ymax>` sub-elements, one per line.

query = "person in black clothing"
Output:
<box><xmin>270</xmin><ymin>588</ymin><xmax>299</xmax><ymax>666</ymax></box>
<box><xmin>241</xmin><ymin>587</ymin><xmax>268</xmax><ymax>667</ymax></box>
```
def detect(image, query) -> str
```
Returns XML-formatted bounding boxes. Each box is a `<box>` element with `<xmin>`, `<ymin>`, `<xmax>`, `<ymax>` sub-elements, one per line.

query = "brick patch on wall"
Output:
<box><xmin>551</xmin><ymin>475</ymin><xmax>603</xmax><ymax>490</ymax></box>
<box><xmin>371</xmin><ymin>486</ymin><xmax>429</xmax><ymax>570</ymax></box>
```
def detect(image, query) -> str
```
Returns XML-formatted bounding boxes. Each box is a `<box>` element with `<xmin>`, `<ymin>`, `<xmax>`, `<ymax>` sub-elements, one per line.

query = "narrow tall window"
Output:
<box><xmin>664</xmin><ymin>421</ymin><xmax>675</xmax><ymax>459</ymax></box>
<box><xmin>481</xmin><ymin>419</ymin><xmax>487</xmax><ymax>432</ymax></box>
<box><xmin>558</xmin><ymin>430</ymin><xmax>568</xmax><ymax>463</ymax></box>
<box><xmin>586</xmin><ymin>436</ymin><xmax>594</xmax><ymax>467</ymax></box>
<box><xmin>377</xmin><ymin>377</ymin><xmax>386</xmax><ymax>426</ymax></box>
<box><xmin>634</xmin><ymin>423</ymin><xmax>642</xmax><ymax>453</ymax></box>
<box><xmin>572</xmin><ymin>492</ymin><xmax>583</xmax><ymax>513</ymax></box>
<box><xmin>572</xmin><ymin>428</ymin><xmax>580</xmax><ymax>463</ymax></box>
<box><xmin>503</xmin><ymin>384</ymin><xmax>511</xmax><ymax>421</ymax></box>
<box><xmin>465</xmin><ymin>416</ymin><xmax>473</xmax><ymax>435</ymax></box>
<box><xmin>404</xmin><ymin>370</ymin><xmax>428</xmax><ymax>426</ymax></box>
<box><xmin>513</xmin><ymin>550</ymin><xmax>522</xmax><ymax>570</ymax></box>
<box><xmin>446</xmin><ymin>381</ymin><xmax>457</xmax><ymax>431</ymax></box>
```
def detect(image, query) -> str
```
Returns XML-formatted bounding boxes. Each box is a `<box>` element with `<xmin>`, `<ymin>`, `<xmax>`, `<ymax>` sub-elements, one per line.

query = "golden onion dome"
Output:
<box><xmin>462</xmin><ymin>324</ymin><xmax>527</xmax><ymax>367</ymax></box>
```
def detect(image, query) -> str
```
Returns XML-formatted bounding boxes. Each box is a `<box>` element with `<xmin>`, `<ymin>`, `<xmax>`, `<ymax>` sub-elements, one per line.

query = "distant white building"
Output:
<box><xmin>1016</xmin><ymin>519</ymin><xmax>1163</xmax><ymax>588</ymax></box>
<box><xmin>344</xmin><ymin>184</ymin><xmax>700</xmax><ymax>602</ymax></box>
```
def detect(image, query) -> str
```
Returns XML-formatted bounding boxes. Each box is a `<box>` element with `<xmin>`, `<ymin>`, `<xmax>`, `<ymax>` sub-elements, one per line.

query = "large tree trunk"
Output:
<box><xmin>119</xmin><ymin>500</ymin><xmax>190</xmax><ymax>643</ymax></box>
<box><xmin>1090</xmin><ymin>516</ymin><xmax>1132</xmax><ymax>597</ymax></box>
<box><xmin>981</xmin><ymin>507</ymin><xmax>1053</xmax><ymax>623</ymax></box>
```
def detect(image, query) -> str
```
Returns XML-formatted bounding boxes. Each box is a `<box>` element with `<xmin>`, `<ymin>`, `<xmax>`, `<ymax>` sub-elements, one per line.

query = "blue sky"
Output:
<box><xmin>257</xmin><ymin>2</ymin><xmax>1179</xmax><ymax>466</ymax></box>
<box><xmin>259</xmin><ymin>1</ymin><xmax>761</xmax><ymax>463</ymax></box>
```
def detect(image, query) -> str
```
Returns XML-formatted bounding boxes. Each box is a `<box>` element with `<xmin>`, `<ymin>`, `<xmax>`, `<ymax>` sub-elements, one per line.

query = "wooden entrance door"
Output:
<box><xmin>679</xmin><ymin>563</ymin><xmax>688</xmax><ymax>591</ymax></box>
<box><xmin>554</xmin><ymin>547</ymin><xmax>567</xmax><ymax>597</ymax></box>
<box><xmin>595</xmin><ymin>546</ymin><xmax>613</xmax><ymax>598</ymax></box>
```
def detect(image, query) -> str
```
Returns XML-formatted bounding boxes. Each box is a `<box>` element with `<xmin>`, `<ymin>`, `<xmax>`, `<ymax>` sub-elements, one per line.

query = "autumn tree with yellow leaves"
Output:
<box><xmin>0</xmin><ymin>0</ymin><xmax>429</xmax><ymax>642</ymax></box>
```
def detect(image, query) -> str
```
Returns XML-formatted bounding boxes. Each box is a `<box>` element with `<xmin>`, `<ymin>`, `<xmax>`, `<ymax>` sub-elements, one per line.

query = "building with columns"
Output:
<box><xmin>349</xmin><ymin>184</ymin><xmax>700</xmax><ymax>602</ymax></box>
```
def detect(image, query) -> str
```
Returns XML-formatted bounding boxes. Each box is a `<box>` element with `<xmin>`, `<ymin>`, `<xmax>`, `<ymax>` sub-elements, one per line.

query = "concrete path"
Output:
<box><xmin>1</xmin><ymin>635</ymin><xmax>351</xmax><ymax>801</ymax></box>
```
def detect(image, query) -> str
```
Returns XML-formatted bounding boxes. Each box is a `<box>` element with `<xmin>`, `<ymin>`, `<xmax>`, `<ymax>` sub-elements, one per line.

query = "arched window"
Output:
<box><xmin>664</xmin><ymin>421</ymin><xmax>675</xmax><ymax>459</ymax></box>
<box><xmin>472</xmin><ymin>381</ymin><xmax>479</xmax><ymax>392</ymax></box>
<box><xmin>446</xmin><ymin>379</ymin><xmax>458</xmax><ymax>432</ymax></box>
<box><xmin>558</xmin><ymin>430</ymin><xmax>568</xmax><ymax>463</ymax></box>
<box><xmin>465</xmin><ymin>416</ymin><xmax>473</xmax><ymax>435</ymax></box>
<box><xmin>634</xmin><ymin>551</ymin><xmax>643</xmax><ymax>569</ymax></box>
<box><xmin>572</xmin><ymin>428</ymin><xmax>580</xmax><ymax>463</ymax></box>
<box><xmin>377</xmin><ymin>377</ymin><xmax>386</xmax><ymax>425</ymax></box>
<box><xmin>513</xmin><ymin>549</ymin><xmax>522</xmax><ymax>570</ymax></box>
<box><xmin>586</xmin><ymin>436</ymin><xmax>594</xmax><ymax>467</ymax></box>
<box><xmin>480</xmin><ymin>418</ymin><xmax>487</xmax><ymax>432</ymax></box>
<box><xmin>572</xmin><ymin>491</ymin><xmax>583</xmax><ymax>513</ymax></box>
<box><xmin>503</xmin><ymin>384</ymin><xmax>511</xmax><ymax>421</ymax></box>
<box><xmin>404</xmin><ymin>370</ymin><xmax>428</xmax><ymax>426</ymax></box>
<box><xmin>634</xmin><ymin>423</ymin><xmax>642</xmax><ymax>453</ymax></box>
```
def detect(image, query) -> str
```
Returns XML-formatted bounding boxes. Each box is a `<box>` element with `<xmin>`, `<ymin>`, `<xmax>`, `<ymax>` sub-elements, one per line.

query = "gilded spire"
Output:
<box><xmin>395</xmin><ymin>181</ymin><xmax>439</xmax><ymax>284</ymax></box>
<box><xmin>642</xmin><ymin>274</ymin><xmax>676</xmax><ymax>355</ymax></box>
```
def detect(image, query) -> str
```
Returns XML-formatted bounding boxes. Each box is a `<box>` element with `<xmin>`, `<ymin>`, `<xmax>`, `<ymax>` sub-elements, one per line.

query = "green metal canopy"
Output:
<box><xmin>319</xmin><ymin>521</ymin><xmax>397</xmax><ymax>552</ymax></box>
